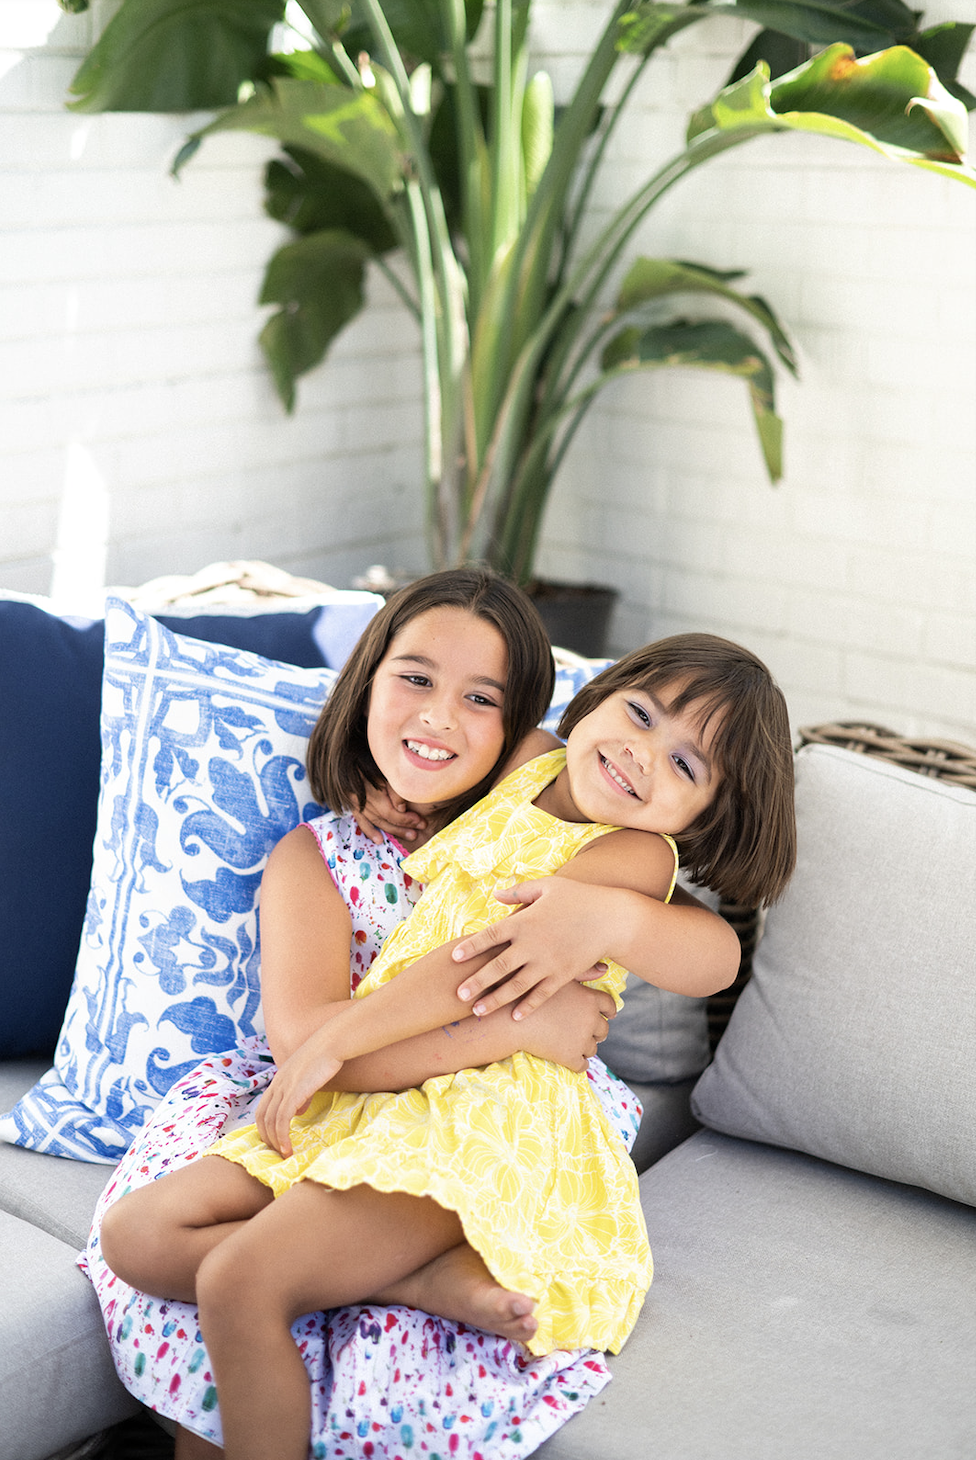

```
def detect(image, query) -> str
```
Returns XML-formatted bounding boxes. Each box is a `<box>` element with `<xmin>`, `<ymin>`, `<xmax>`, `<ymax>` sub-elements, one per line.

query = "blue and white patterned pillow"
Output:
<box><xmin>542</xmin><ymin>655</ymin><xmax>613</xmax><ymax>735</ymax></box>
<box><xmin>0</xmin><ymin>601</ymin><xmax>336</xmax><ymax>1162</ymax></box>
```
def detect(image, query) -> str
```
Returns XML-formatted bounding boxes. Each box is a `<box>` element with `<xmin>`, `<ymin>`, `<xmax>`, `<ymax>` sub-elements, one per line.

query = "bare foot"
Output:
<box><xmin>374</xmin><ymin>1242</ymin><xmax>538</xmax><ymax>1344</ymax></box>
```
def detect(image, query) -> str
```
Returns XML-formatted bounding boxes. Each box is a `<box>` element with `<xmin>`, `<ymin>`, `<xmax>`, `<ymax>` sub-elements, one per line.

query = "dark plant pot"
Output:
<box><xmin>526</xmin><ymin>579</ymin><xmax>619</xmax><ymax>658</ymax></box>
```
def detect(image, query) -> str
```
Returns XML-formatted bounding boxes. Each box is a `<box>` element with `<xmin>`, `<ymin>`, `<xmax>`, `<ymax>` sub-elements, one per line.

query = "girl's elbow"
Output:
<box><xmin>709</xmin><ymin>918</ymin><xmax>742</xmax><ymax>993</ymax></box>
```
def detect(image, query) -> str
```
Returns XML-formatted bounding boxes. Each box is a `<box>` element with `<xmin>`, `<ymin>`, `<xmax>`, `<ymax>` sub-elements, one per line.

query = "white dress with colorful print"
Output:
<box><xmin>82</xmin><ymin>807</ymin><xmax>643</xmax><ymax>1457</ymax></box>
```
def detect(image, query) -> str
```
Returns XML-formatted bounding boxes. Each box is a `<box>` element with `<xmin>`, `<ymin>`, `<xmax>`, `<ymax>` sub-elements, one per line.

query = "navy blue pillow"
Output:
<box><xmin>155</xmin><ymin>609</ymin><xmax>325</xmax><ymax>666</ymax></box>
<box><xmin>0</xmin><ymin>604</ymin><xmax>106</xmax><ymax>1059</ymax></box>
<box><xmin>0</xmin><ymin>599</ymin><xmax>377</xmax><ymax>1058</ymax></box>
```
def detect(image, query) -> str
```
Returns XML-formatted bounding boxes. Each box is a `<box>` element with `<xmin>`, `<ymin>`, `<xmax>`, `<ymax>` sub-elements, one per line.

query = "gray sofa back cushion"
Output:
<box><xmin>692</xmin><ymin>743</ymin><xmax>976</xmax><ymax>1207</ymax></box>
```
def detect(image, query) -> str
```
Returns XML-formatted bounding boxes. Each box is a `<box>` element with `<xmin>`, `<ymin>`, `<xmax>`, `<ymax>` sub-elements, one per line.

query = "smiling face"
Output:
<box><xmin>552</xmin><ymin>680</ymin><xmax>724</xmax><ymax>835</ymax></box>
<box><xmin>365</xmin><ymin>606</ymin><xmax>509</xmax><ymax>817</ymax></box>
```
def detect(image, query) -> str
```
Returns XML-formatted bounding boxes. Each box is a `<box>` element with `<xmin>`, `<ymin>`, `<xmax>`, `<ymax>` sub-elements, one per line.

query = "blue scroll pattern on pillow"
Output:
<box><xmin>0</xmin><ymin>602</ymin><xmax>336</xmax><ymax>1162</ymax></box>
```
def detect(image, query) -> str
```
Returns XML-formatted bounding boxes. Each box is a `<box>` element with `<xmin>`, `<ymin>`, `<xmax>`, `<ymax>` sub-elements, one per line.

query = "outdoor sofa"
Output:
<box><xmin>1</xmin><ymin>581</ymin><xmax>974</xmax><ymax>1460</ymax></box>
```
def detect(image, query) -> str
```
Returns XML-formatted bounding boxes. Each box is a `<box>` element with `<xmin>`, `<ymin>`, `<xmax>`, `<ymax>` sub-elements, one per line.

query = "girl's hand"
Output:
<box><xmin>255</xmin><ymin>1038</ymin><xmax>344</xmax><ymax>1158</ymax></box>
<box><xmin>454</xmin><ymin>879</ymin><xmax>613</xmax><ymax>1021</ymax></box>
<box><xmin>353</xmin><ymin>784</ymin><xmax>427</xmax><ymax>845</ymax></box>
<box><xmin>516</xmin><ymin>982</ymin><xmax>615</xmax><ymax>1071</ymax></box>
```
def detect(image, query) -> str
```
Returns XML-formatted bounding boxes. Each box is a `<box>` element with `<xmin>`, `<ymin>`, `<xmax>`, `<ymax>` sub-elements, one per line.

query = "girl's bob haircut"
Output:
<box><xmin>557</xmin><ymin>633</ymin><xmax>796</xmax><ymax>908</ymax></box>
<box><xmin>307</xmin><ymin>566</ymin><xmax>555</xmax><ymax>832</ymax></box>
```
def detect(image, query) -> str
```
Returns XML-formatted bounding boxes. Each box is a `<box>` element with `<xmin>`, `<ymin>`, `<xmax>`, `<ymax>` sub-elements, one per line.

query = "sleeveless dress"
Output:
<box><xmin>211</xmin><ymin>750</ymin><xmax>675</xmax><ymax>1357</ymax></box>
<box><xmin>82</xmin><ymin>794</ymin><xmax>645</xmax><ymax>1456</ymax></box>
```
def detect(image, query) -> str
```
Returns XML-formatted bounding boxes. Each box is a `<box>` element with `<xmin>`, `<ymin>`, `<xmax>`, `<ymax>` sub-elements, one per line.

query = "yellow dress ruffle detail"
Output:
<box><xmin>210</xmin><ymin>750</ymin><xmax>678</xmax><ymax>1356</ymax></box>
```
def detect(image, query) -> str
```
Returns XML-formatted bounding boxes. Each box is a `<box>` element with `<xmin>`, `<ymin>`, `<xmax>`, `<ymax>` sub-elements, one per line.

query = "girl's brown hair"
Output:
<box><xmin>557</xmin><ymin>633</ymin><xmax>796</xmax><ymax>907</ymax></box>
<box><xmin>307</xmin><ymin>567</ymin><xmax>555</xmax><ymax>833</ymax></box>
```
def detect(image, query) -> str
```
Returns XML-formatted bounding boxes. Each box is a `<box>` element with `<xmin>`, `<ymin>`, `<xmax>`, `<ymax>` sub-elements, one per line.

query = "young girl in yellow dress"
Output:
<box><xmin>102</xmin><ymin>591</ymin><xmax>795</xmax><ymax>1460</ymax></box>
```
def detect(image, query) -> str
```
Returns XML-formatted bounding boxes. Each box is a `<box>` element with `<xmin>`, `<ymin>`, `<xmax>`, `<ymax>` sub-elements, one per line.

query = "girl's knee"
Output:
<box><xmin>100</xmin><ymin>1182</ymin><xmax>185</xmax><ymax>1287</ymax></box>
<box><xmin>196</xmin><ymin>1238</ymin><xmax>244</xmax><ymax>1331</ymax></box>
<box><xmin>196</xmin><ymin>1229</ymin><xmax>288</xmax><ymax>1347</ymax></box>
<box><xmin>99</xmin><ymin>1191</ymin><xmax>145</xmax><ymax>1279</ymax></box>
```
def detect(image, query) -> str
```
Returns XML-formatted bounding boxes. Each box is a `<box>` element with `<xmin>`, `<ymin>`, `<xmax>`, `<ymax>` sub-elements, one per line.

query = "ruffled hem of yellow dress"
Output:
<box><xmin>207</xmin><ymin>1124</ymin><xmax>649</xmax><ymax>1356</ymax></box>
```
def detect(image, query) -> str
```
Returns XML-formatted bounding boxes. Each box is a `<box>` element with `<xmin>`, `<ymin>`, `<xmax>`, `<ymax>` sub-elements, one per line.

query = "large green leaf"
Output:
<box><xmin>178</xmin><ymin>77</ymin><xmax>405</xmax><ymax>198</ymax></box>
<box><xmin>724</xmin><ymin>2</ymin><xmax>976</xmax><ymax>103</ymax></box>
<box><xmin>616</xmin><ymin>3</ymin><xmax>715</xmax><ymax>57</ymax></box>
<box><xmin>689</xmin><ymin>46</ymin><xmax>975</xmax><ymax>182</ymax></box>
<box><xmin>68</xmin><ymin>0</ymin><xmax>284</xmax><ymax>112</ymax></box>
<box><xmin>258</xmin><ymin>230</ymin><xmax>372</xmax><ymax>410</ymax></box>
<box><xmin>726</xmin><ymin>29</ymin><xmax>810</xmax><ymax>88</ymax></box>
<box><xmin>614</xmin><ymin>257</ymin><xmax>798</xmax><ymax>373</ymax></box>
<box><xmin>266</xmin><ymin>48</ymin><xmax>342</xmax><ymax>86</ymax></box>
<box><xmin>340</xmin><ymin>0</ymin><xmax>486</xmax><ymax>69</ymax></box>
<box><xmin>723</xmin><ymin>0</ymin><xmax>902</xmax><ymax>50</ymax></box>
<box><xmin>601</xmin><ymin>318</ymin><xmax>785</xmax><ymax>480</ymax></box>
<box><xmin>912</xmin><ymin>23</ymin><xmax>976</xmax><ymax>108</ymax></box>
<box><xmin>264</xmin><ymin>144</ymin><xmax>398</xmax><ymax>250</ymax></box>
<box><xmin>616</xmin><ymin>0</ymin><xmax>934</xmax><ymax>57</ymax></box>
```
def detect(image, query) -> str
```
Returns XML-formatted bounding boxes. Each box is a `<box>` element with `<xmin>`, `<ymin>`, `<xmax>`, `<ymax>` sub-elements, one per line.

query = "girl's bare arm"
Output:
<box><xmin>452</xmin><ymin>870</ymin><xmax>739</xmax><ymax>1019</ymax></box>
<box><xmin>258</xmin><ymin>825</ymin><xmax>614</xmax><ymax>1083</ymax></box>
<box><xmin>258</xmin><ymin>827</ymin><xmax>355</xmax><ymax>1064</ymax></box>
<box><xmin>330</xmin><ymin>977</ymin><xmax>613</xmax><ymax>1091</ymax></box>
<box><xmin>256</xmin><ymin>827</ymin><xmax>687</xmax><ymax>1154</ymax></box>
<box><xmin>257</xmin><ymin>934</ymin><xmax>530</xmax><ymax>1154</ymax></box>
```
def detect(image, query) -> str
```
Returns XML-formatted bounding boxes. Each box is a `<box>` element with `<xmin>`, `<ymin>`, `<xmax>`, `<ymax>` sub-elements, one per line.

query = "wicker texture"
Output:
<box><xmin>705</xmin><ymin>720</ymin><xmax>976</xmax><ymax>1051</ymax></box>
<box><xmin>797</xmin><ymin>722</ymin><xmax>976</xmax><ymax>790</ymax></box>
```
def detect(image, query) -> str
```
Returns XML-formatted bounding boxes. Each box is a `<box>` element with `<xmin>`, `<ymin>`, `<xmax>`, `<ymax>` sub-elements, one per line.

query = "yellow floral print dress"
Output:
<box><xmin>210</xmin><ymin>749</ymin><xmax>677</xmax><ymax>1356</ymax></box>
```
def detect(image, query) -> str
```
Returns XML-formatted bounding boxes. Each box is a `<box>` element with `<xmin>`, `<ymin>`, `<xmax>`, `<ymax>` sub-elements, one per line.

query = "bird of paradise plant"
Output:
<box><xmin>67</xmin><ymin>0</ymin><xmax>975</xmax><ymax>582</ymax></box>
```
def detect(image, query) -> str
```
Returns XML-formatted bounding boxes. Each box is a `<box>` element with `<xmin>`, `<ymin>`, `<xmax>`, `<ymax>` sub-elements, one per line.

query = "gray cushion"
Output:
<box><xmin>692</xmin><ymin>744</ymin><xmax>976</xmax><ymax>1206</ymax></box>
<box><xmin>536</xmin><ymin>1130</ymin><xmax>976</xmax><ymax>1460</ymax></box>
<box><xmin>0</xmin><ymin>1209</ymin><xmax>139</xmax><ymax>1460</ymax></box>
<box><xmin>0</xmin><ymin>1061</ymin><xmax>113</xmax><ymax>1250</ymax></box>
<box><xmin>601</xmin><ymin>976</ymin><xmax>710</xmax><ymax>1086</ymax></box>
<box><xmin>0</xmin><ymin>1138</ymin><xmax>113</xmax><ymax>1252</ymax></box>
<box><xmin>0</xmin><ymin>1058</ymin><xmax>46</xmax><ymax>1111</ymax></box>
<box><xmin>625</xmin><ymin>1077</ymin><xmax>700</xmax><ymax>1174</ymax></box>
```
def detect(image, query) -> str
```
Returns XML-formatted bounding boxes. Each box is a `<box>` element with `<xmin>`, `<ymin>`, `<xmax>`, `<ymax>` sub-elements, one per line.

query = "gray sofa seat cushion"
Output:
<box><xmin>0</xmin><ymin>1138</ymin><xmax>113</xmax><ymax>1253</ymax></box>
<box><xmin>693</xmin><ymin>743</ymin><xmax>976</xmax><ymax>1206</ymax></box>
<box><xmin>0</xmin><ymin>1209</ymin><xmax>139</xmax><ymax>1460</ymax></box>
<box><xmin>535</xmin><ymin>1130</ymin><xmax>976</xmax><ymax>1460</ymax></box>
<box><xmin>0</xmin><ymin>1062</ymin><xmax>112</xmax><ymax>1250</ymax></box>
<box><xmin>624</xmin><ymin>1077</ymin><xmax>700</xmax><ymax>1174</ymax></box>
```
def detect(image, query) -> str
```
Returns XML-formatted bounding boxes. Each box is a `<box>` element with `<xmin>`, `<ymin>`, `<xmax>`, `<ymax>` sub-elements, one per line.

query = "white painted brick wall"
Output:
<box><xmin>531</xmin><ymin>0</ymin><xmax>976</xmax><ymax>744</ymax></box>
<box><xmin>0</xmin><ymin>0</ymin><xmax>425</xmax><ymax>600</ymax></box>
<box><xmin>1</xmin><ymin>0</ymin><xmax>973</xmax><ymax>744</ymax></box>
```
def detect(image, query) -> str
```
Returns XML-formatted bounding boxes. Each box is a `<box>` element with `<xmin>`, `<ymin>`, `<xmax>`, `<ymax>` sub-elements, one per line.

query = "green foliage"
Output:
<box><xmin>66</xmin><ymin>0</ymin><xmax>976</xmax><ymax>580</ymax></box>
<box><xmin>690</xmin><ymin>44</ymin><xmax>971</xmax><ymax>179</ymax></box>
<box><xmin>258</xmin><ymin>230</ymin><xmax>373</xmax><ymax>409</ymax></box>
<box><xmin>68</xmin><ymin>1</ymin><xmax>287</xmax><ymax>112</ymax></box>
<box><xmin>264</xmin><ymin>146</ymin><xmax>398</xmax><ymax>249</ymax></box>
<box><xmin>721</xmin><ymin>0</ymin><xmax>976</xmax><ymax>105</ymax></box>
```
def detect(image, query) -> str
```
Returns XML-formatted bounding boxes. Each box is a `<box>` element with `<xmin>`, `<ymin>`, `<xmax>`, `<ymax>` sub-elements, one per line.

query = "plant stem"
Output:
<box><xmin>295</xmin><ymin>0</ymin><xmax>361</xmax><ymax>87</ymax></box>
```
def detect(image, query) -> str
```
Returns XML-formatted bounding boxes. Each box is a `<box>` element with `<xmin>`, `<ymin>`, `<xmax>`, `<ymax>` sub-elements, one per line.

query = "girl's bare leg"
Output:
<box><xmin>174</xmin><ymin>1426</ymin><xmax>223</xmax><ymax>1460</ymax></box>
<box><xmin>196</xmin><ymin>1180</ymin><xmax>465</xmax><ymax>1460</ymax></box>
<box><xmin>373</xmin><ymin>1242</ymin><xmax>538</xmax><ymax>1343</ymax></box>
<box><xmin>100</xmin><ymin>1157</ymin><xmax>273</xmax><ymax>1302</ymax></box>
